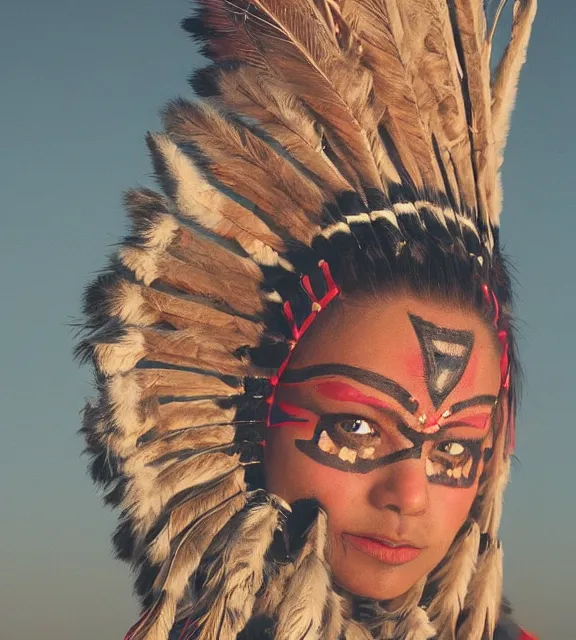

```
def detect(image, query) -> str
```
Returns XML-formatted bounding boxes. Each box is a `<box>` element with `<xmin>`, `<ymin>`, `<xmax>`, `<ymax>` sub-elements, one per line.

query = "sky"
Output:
<box><xmin>0</xmin><ymin>1</ymin><xmax>573</xmax><ymax>638</ymax></box>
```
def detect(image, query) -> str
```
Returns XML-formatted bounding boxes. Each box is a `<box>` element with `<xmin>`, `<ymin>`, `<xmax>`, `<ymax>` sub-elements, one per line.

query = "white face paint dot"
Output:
<box><xmin>318</xmin><ymin>430</ymin><xmax>338</xmax><ymax>454</ymax></box>
<box><xmin>338</xmin><ymin>446</ymin><xmax>357</xmax><ymax>463</ymax></box>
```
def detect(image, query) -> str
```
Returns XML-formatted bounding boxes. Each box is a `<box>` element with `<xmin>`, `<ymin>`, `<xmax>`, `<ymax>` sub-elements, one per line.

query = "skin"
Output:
<box><xmin>264</xmin><ymin>293</ymin><xmax>501</xmax><ymax>601</ymax></box>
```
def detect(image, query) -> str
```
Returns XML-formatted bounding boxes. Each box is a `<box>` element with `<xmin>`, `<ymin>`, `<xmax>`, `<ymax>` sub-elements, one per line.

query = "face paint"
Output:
<box><xmin>268</xmin><ymin>401</ymin><xmax>314</xmax><ymax>428</ymax></box>
<box><xmin>409</xmin><ymin>314</ymin><xmax>474</xmax><ymax>409</ymax></box>
<box><xmin>292</xmin><ymin>409</ymin><xmax>486</xmax><ymax>488</ymax></box>
<box><xmin>271</xmin><ymin>363</ymin><xmax>493</xmax><ymax>488</ymax></box>
<box><xmin>268</xmin><ymin>304</ymin><xmax>500</xmax><ymax>488</ymax></box>
<box><xmin>424</xmin><ymin>437</ymin><xmax>484</xmax><ymax>488</ymax></box>
<box><xmin>281</xmin><ymin>364</ymin><xmax>419</xmax><ymax>414</ymax></box>
<box><xmin>313</xmin><ymin>381</ymin><xmax>402</xmax><ymax>416</ymax></box>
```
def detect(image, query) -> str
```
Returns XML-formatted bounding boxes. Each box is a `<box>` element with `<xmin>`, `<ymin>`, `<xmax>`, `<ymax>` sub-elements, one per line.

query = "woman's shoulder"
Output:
<box><xmin>495</xmin><ymin>602</ymin><xmax>538</xmax><ymax>640</ymax></box>
<box><xmin>494</xmin><ymin>616</ymin><xmax>538</xmax><ymax>640</ymax></box>
<box><xmin>495</xmin><ymin>621</ymin><xmax>538</xmax><ymax>639</ymax></box>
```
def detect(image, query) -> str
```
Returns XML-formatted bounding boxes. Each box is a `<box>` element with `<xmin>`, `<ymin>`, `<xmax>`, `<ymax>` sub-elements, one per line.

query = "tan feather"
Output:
<box><xmin>321</xmin><ymin>590</ymin><xmax>345</xmax><ymax>640</ymax></box>
<box><xmin>342</xmin><ymin>0</ymin><xmax>442</xmax><ymax>192</ymax></box>
<box><xmin>274</xmin><ymin>511</ymin><xmax>331</xmax><ymax>640</ymax></box>
<box><xmin>396</xmin><ymin>608</ymin><xmax>436</xmax><ymax>640</ymax></box>
<box><xmin>477</xmin><ymin>407</ymin><xmax>510</xmax><ymax>539</ymax></box>
<box><xmin>400</xmin><ymin>0</ymin><xmax>478</xmax><ymax>210</ymax></box>
<box><xmin>118</xmin><ymin>368</ymin><xmax>241</xmax><ymax>401</ymax></box>
<box><xmin>124</xmin><ymin>451</ymin><xmax>243</xmax><ymax>548</ymax></box>
<box><xmin>342</xmin><ymin>620</ymin><xmax>373</xmax><ymax>640</ymax></box>
<box><xmin>163</xmin><ymin>100</ymin><xmax>324</xmax><ymax>243</ymax></box>
<box><xmin>490</xmin><ymin>0</ymin><xmax>537</xmax><ymax>222</ymax></box>
<box><xmin>93</xmin><ymin>325</ymin><xmax>254</xmax><ymax>377</ymax></box>
<box><xmin>275</xmin><ymin>554</ymin><xmax>330</xmax><ymax>640</ymax></box>
<box><xmin>126</xmin><ymin>165</ymin><xmax>281</xmax><ymax>277</ymax></box>
<box><xmin>491</xmin><ymin>0</ymin><xmax>537</xmax><ymax>162</ymax></box>
<box><xmin>119</xmin><ymin>245</ymin><xmax>264</xmax><ymax>317</ymax></box>
<box><xmin>215</xmin><ymin>0</ymin><xmax>387</xmax><ymax>194</ymax></box>
<box><xmin>457</xmin><ymin>543</ymin><xmax>503</xmax><ymax>640</ymax></box>
<box><xmin>194</xmin><ymin>499</ymin><xmax>282</xmax><ymax>639</ymax></box>
<box><xmin>427</xmin><ymin>522</ymin><xmax>480</xmax><ymax>639</ymax></box>
<box><xmin>134</xmin><ymin>491</ymin><xmax>247</xmax><ymax>640</ymax></box>
<box><xmin>147</xmin><ymin>466</ymin><xmax>246</xmax><ymax>565</ymax></box>
<box><xmin>185</xmin><ymin>0</ymin><xmax>264</xmax><ymax>67</ymax></box>
<box><xmin>106</xmin><ymin>279</ymin><xmax>265</xmax><ymax>340</ymax></box>
<box><xmin>252</xmin><ymin>561</ymin><xmax>296</xmax><ymax>619</ymax></box>
<box><xmin>450</xmin><ymin>0</ymin><xmax>497</xmax><ymax>227</ymax></box>
<box><xmin>130</xmin><ymin>424</ymin><xmax>236</xmax><ymax>468</ymax></box>
<box><xmin>102</xmin><ymin>371</ymin><xmax>238</xmax><ymax>461</ymax></box>
<box><xmin>209</xmin><ymin>65</ymin><xmax>352</xmax><ymax>194</ymax></box>
<box><xmin>120</xmin><ymin>190</ymin><xmax>266</xmax><ymax>314</ymax></box>
<box><xmin>124</xmin><ymin>191</ymin><xmax>261</xmax><ymax>280</ymax></box>
<box><xmin>366</xmin><ymin>578</ymin><xmax>432</xmax><ymax>639</ymax></box>
<box><xmin>148</xmin><ymin>134</ymin><xmax>288</xmax><ymax>263</ymax></box>
<box><xmin>140</xmin><ymin>400</ymin><xmax>237</xmax><ymax>437</ymax></box>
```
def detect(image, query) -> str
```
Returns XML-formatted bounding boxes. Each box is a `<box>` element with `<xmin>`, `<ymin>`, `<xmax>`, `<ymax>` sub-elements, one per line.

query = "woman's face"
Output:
<box><xmin>264</xmin><ymin>293</ymin><xmax>501</xmax><ymax>601</ymax></box>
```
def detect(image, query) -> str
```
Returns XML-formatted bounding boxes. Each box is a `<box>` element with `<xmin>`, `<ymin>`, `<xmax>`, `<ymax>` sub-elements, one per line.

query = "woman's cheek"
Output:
<box><xmin>428</xmin><ymin>482</ymin><xmax>478</xmax><ymax>537</ymax></box>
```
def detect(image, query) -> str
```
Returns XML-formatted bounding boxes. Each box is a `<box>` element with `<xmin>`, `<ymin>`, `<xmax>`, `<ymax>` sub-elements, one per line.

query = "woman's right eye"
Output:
<box><xmin>338</xmin><ymin>418</ymin><xmax>375</xmax><ymax>436</ymax></box>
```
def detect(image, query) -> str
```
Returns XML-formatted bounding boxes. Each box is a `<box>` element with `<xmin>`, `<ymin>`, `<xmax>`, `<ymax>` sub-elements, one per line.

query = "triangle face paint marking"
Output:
<box><xmin>409</xmin><ymin>314</ymin><xmax>474</xmax><ymax>408</ymax></box>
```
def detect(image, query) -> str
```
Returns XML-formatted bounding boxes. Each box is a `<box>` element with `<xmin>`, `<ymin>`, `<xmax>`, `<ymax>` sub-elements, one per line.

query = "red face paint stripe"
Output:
<box><xmin>314</xmin><ymin>381</ymin><xmax>399</xmax><ymax>415</ymax></box>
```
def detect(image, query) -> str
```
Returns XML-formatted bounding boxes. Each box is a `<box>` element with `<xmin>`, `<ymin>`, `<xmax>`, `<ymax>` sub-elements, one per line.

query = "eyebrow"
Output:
<box><xmin>280</xmin><ymin>364</ymin><xmax>419</xmax><ymax>414</ymax></box>
<box><xmin>448</xmin><ymin>395</ymin><xmax>498</xmax><ymax>415</ymax></box>
<box><xmin>442</xmin><ymin>412</ymin><xmax>492</xmax><ymax>430</ymax></box>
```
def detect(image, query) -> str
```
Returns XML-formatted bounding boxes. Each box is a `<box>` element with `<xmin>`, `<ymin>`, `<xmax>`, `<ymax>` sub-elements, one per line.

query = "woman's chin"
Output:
<box><xmin>332</xmin><ymin>567</ymin><xmax>416</xmax><ymax>602</ymax></box>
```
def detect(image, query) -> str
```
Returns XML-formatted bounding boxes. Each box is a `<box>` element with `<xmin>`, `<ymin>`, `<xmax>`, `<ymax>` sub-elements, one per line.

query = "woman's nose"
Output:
<box><xmin>368</xmin><ymin>457</ymin><xmax>429</xmax><ymax>516</ymax></box>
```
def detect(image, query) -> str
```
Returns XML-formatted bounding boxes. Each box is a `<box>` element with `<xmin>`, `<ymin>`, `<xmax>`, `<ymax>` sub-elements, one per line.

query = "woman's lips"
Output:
<box><xmin>343</xmin><ymin>533</ymin><xmax>422</xmax><ymax>565</ymax></box>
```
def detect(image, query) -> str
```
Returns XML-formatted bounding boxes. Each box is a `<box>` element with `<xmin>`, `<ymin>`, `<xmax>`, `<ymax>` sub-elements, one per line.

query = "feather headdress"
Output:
<box><xmin>77</xmin><ymin>1</ymin><xmax>536</xmax><ymax>638</ymax></box>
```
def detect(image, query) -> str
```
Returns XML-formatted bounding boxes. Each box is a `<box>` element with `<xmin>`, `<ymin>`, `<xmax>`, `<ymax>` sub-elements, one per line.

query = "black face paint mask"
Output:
<box><xmin>274</xmin><ymin>363</ymin><xmax>496</xmax><ymax>489</ymax></box>
<box><xmin>294</xmin><ymin>414</ymin><xmax>486</xmax><ymax>488</ymax></box>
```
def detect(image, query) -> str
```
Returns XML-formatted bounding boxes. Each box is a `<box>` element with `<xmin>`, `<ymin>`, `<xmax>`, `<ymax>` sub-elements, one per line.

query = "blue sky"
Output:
<box><xmin>0</xmin><ymin>2</ymin><xmax>573</xmax><ymax>638</ymax></box>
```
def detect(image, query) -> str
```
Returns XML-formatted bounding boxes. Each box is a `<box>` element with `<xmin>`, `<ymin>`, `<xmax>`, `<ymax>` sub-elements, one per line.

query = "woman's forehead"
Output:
<box><xmin>287</xmin><ymin>295</ymin><xmax>501</xmax><ymax>410</ymax></box>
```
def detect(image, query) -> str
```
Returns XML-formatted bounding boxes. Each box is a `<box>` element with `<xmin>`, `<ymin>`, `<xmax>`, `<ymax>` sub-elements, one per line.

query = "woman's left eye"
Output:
<box><xmin>439</xmin><ymin>441</ymin><xmax>466</xmax><ymax>456</ymax></box>
<box><xmin>340</xmin><ymin>418</ymin><xmax>374</xmax><ymax>436</ymax></box>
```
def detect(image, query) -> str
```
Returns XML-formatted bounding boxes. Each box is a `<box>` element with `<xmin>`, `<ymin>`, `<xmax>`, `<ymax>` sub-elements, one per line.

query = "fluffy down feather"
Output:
<box><xmin>274</xmin><ymin>511</ymin><xmax>331</xmax><ymax>640</ymax></box>
<box><xmin>427</xmin><ymin>522</ymin><xmax>480</xmax><ymax>639</ymax></box>
<box><xmin>193</xmin><ymin>497</ymin><xmax>283</xmax><ymax>639</ymax></box>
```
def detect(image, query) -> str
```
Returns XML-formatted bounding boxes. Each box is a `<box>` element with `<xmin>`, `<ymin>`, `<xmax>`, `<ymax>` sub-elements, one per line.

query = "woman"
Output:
<box><xmin>77</xmin><ymin>1</ymin><xmax>538</xmax><ymax>638</ymax></box>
